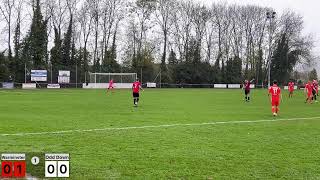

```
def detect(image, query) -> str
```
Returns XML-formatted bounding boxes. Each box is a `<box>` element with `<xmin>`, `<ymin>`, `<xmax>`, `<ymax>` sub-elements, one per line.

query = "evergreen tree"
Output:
<box><xmin>225</xmin><ymin>56</ymin><xmax>242</xmax><ymax>83</ymax></box>
<box><xmin>11</xmin><ymin>14</ymin><xmax>21</xmax><ymax>81</ymax></box>
<box><xmin>50</xmin><ymin>26</ymin><xmax>62</xmax><ymax>70</ymax></box>
<box><xmin>168</xmin><ymin>49</ymin><xmax>178</xmax><ymax>65</ymax></box>
<box><xmin>168</xmin><ymin>49</ymin><xmax>178</xmax><ymax>83</ymax></box>
<box><xmin>77</xmin><ymin>48</ymin><xmax>91</xmax><ymax>83</ymax></box>
<box><xmin>220</xmin><ymin>60</ymin><xmax>226</xmax><ymax>83</ymax></box>
<box><xmin>255</xmin><ymin>49</ymin><xmax>264</xmax><ymax>85</ymax></box>
<box><xmin>69</xmin><ymin>38</ymin><xmax>77</xmax><ymax>83</ymax></box>
<box><xmin>174</xmin><ymin>39</ymin><xmax>215</xmax><ymax>84</ymax></box>
<box><xmin>103</xmin><ymin>48</ymin><xmax>120</xmax><ymax>73</ymax></box>
<box><xmin>20</xmin><ymin>36</ymin><xmax>32</xmax><ymax>76</ymax></box>
<box><xmin>70</xmin><ymin>38</ymin><xmax>76</xmax><ymax>67</ymax></box>
<box><xmin>140</xmin><ymin>48</ymin><xmax>155</xmax><ymax>82</ymax></box>
<box><xmin>128</xmin><ymin>47</ymin><xmax>155</xmax><ymax>82</ymax></box>
<box><xmin>101</xmin><ymin>28</ymin><xmax>120</xmax><ymax>73</ymax></box>
<box><xmin>0</xmin><ymin>52</ymin><xmax>9</xmax><ymax>81</ymax></box>
<box><xmin>61</xmin><ymin>15</ymin><xmax>73</xmax><ymax>68</ymax></box>
<box><xmin>271</xmin><ymin>33</ymin><xmax>300</xmax><ymax>84</ymax></box>
<box><xmin>160</xmin><ymin>60</ymin><xmax>171</xmax><ymax>83</ymax></box>
<box><xmin>174</xmin><ymin>62</ymin><xmax>192</xmax><ymax>84</ymax></box>
<box><xmin>213</xmin><ymin>53</ymin><xmax>222</xmax><ymax>83</ymax></box>
<box><xmin>22</xmin><ymin>0</ymin><xmax>48</xmax><ymax>69</ymax></box>
<box><xmin>309</xmin><ymin>68</ymin><xmax>318</xmax><ymax>80</ymax></box>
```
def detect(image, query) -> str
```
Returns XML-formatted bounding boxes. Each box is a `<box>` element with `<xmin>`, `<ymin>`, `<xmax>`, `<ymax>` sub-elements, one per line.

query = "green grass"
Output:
<box><xmin>0</xmin><ymin>89</ymin><xmax>320</xmax><ymax>179</ymax></box>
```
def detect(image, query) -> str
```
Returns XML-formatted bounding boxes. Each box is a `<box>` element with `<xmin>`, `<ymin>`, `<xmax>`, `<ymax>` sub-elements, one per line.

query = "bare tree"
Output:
<box><xmin>211</xmin><ymin>2</ymin><xmax>227</xmax><ymax>67</ymax></box>
<box><xmin>0</xmin><ymin>0</ymin><xmax>15</xmax><ymax>59</ymax></box>
<box><xmin>191</xmin><ymin>3</ymin><xmax>210</xmax><ymax>62</ymax></box>
<box><xmin>228</xmin><ymin>5</ymin><xmax>243</xmax><ymax>58</ymax></box>
<box><xmin>133</xmin><ymin>0</ymin><xmax>156</xmax><ymax>56</ymax></box>
<box><xmin>279</xmin><ymin>10</ymin><xmax>313</xmax><ymax>65</ymax></box>
<box><xmin>89</xmin><ymin>0</ymin><xmax>101</xmax><ymax>71</ymax></box>
<box><xmin>47</xmin><ymin>0</ymin><xmax>68</xmax><ymax>40</ymax></box>
<box><xmin>171</xmin><ymin>1</ymin><xmax>193</xmax><ymax>61</ymax></box>
<box><xmin>100</xmin><ymin>0</ymin><xmax>126</xmax><ymax>63</ymax></box>
<box><xmin>78</xmin><ymin>1</ymin><xmax>94</xmax><ymax>72</ymax></box>
<box><xmin>155</xmin><ymin>0</ymin><xmax>175</xmax><ymax>65</ymax></box>
<box><xmin>204</xmin><ymin>8</ymin><xmax>216</xmax><ymax>63</ymax></box>
<box><xmin>13</xmin><ymin>0</ymin><xmax>23</xmax><ymax>58</ymax></box>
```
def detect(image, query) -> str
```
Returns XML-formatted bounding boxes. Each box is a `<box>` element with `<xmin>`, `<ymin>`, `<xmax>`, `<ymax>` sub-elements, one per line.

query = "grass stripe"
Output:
<box><xmin>1</xmin><ymin>116</ymin><xmax>320</xmax><ymax>137</ymax></box>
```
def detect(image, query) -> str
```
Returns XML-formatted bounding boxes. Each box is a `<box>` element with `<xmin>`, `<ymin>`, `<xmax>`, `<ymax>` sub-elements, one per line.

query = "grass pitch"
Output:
<box><xmin>0</xmin><ymin>89</ymin><xmax>320</xmax><ymax>179</ymax></box>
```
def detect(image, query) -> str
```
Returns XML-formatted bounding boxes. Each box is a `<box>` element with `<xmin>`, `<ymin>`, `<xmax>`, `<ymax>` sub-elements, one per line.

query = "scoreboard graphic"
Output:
<box><xmin>1</xmin><ymin>153</ymin><xmax>70</xmax><ymax>178</ymax></box>
<box><xmin>1</xmin><ymin>153</ymin><xmax>26</xmax><ymax>178</ymax></box>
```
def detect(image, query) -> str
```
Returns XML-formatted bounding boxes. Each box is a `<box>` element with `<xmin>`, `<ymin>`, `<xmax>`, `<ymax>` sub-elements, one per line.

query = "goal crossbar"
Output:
<box><xmin>89</xmin><ymin>73</ymin><xmax>137</xmax><ymax>76</ymax></box>
<box><xmin>84</xmin><ymin>72</ymin><xmax>137</xmax><ymax>89</ymax></box>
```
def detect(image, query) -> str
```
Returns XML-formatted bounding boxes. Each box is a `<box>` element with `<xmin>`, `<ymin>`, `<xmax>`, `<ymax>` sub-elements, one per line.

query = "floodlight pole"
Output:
<box><xmin>140</xmin><ymin>68</ymin><xmax>143</xmax><ymax>83</ymax></box>
<box><xmin>50</xmin><ymin>63</ymin><xmax>53</xmax><ymax>84</ymax></box>
<box><xmin>95</xmin><ymin>73</ymin><xmax>97</xmax><ymax>88</ymax></box>
<box><xmin>75</xmin><ymin>60</ymin><xmax>78</xmax><ymax>88</ymax></box>
<box><xmin>85</xmin><ymin>71</ymin><xmax>87</xmax><ymax>85</ymax></box>
<box><xmin>267</xmin><ymin>11</ymin><xmax>276</xmax><ymax>88</ymax></box>
<box><xmin>24</xmin><ymin>63</ymin><xmax>26</xmax><ymax>83</ymax></box>
<box><xmin>160</xmin><ymin>68</ymin><xmax>162</xmax><ymax>89</ymax></box>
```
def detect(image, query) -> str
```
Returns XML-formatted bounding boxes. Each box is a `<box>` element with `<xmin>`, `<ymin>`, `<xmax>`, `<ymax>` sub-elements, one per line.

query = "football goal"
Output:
<box><xmin>83</xmin><ymin>73</ymin><xmax>137</xmax><ymax>89</ymax></box>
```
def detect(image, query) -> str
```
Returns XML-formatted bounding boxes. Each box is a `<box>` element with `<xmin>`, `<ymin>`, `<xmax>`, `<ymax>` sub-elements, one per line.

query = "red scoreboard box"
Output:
<box><xmin>1</xmin><ymin>153</ymin><xmax>26</xmax><ymax>178</ymax></box>
<box><xmin>1</xmin><ymin>153</ymin><xmax>70</xmax><ymax>178</ymax></box>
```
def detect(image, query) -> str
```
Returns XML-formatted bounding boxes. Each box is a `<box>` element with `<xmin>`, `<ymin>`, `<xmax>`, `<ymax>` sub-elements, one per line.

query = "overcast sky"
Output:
<box><xmin>195</xmin><ymin>0</ymin><xmax>320</xmax><ymax>55</ymax></box>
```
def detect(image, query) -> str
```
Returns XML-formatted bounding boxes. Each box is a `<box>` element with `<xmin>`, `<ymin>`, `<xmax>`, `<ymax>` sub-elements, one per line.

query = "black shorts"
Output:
<box><xmin>245</xmin><ymin>89</ymin><xmax>250</xmax><ymax>95</ymax></box>
<box><xmin>313</xmin><ymin>90</ymin><xmax>316</xmax><ymax>95</ymax></box>
<box><xmin>133</xmin><ymin>92</ymin><xmax>139</xmax><ymax>98</ymax></box>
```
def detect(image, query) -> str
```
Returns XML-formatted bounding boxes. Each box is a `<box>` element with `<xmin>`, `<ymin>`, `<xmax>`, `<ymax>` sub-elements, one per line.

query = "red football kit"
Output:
<box><xmin>305</xmin><ymin>83</ymin><xmax>313</xmax><ymax>97</ymax></box>
<box><xmin>133</xmin><ymin>81</ymin><xmax>141</xmax><ymax>93</ymax></box>
<box><xmin>245</xmin><ymin>82</ymin><xmax>250</xmax><ymax>91</ymax></box>
<box><xmin>108</xmin><ymin>80</ymin><xmax>114</xmax><ymax>89</ymax></box>
<box><xmin>288</xmin><ymin>82</ymin><xmax>294</xmax><ymax>92</ymax></box>
<box><xmin>313</xmin><ymin>81</ymin><xmax>318</xmax><ymax>94</ymax></box>
<box><xmin>269</xmin><ymin>85</ymin><xmax>281</xmax><ymax>106</ymax></box>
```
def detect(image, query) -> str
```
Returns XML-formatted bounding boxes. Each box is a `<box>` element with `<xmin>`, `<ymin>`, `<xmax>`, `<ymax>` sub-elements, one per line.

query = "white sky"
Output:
<box><xmin>1</xmin><ymin>0</ymin><xmax>318</xmax><ymax>71</ymax></box>
<box><xmin>196</xmin><ymin>0</ymin><xmax>320</xmax><ymax>55</ymax></box>
<box><xmin>193</xmin><ymin>0</ymin><xmax>320</xmax><ymax>73</ymax></box>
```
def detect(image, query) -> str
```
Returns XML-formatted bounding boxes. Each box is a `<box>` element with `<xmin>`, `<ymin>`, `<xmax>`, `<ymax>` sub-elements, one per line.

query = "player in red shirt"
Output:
<box><xmin>315</xmin><ymin>80</ymin><xmax>319</xmax><ymax>96</ymax></box>
<box><xmin>243</xmin><ymin>79</ymin><xmax>255</xmax><ymax>102</ymax></box>
<box><xmin>132</xmin><ymin>78</ymin><xmax>143</xmax><ymax>106</ymax></box>
<box><xmin>312</xmin><ymin>80</ymin><xmax>318</xmax><ymax>102</ymax></box>
<box><xmin>268</xmin><ymin>80</ymin><xmax>281</xmax><ymax>116</ymax></box>
<box><xmin>288</xmin><ymin>81</ymin><xmax>295</xmax><ymax>98</ymax></box>
<box><xmin>305</xmin><ymin>81</ymin><xmax>314</xmax><ymax>104</ymax></box>
<box><xmin>107</xmin><ymin>79</ymin><xmax>114</xmax><ymax>93</ymax></box>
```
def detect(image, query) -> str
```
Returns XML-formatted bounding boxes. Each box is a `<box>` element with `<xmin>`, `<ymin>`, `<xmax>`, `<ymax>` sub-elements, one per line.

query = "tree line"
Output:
<box><xmin>0</xmin><ymin>0</ymin><xmax>315</xmax><ymax>85</ymax></box>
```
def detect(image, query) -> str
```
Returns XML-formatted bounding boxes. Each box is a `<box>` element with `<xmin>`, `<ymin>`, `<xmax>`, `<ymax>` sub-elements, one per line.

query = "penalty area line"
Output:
<box><xmin>1</xmin><ymin>116</ymin><xmax>320</xmax><ymax>137</ymax></box>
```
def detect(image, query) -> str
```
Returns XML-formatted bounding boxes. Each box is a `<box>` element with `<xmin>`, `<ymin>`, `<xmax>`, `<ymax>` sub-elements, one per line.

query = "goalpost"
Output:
<box><xmin>83</xmin><ymin>73</ymin><xmax>137</xmax><ymax>89</ymax></box>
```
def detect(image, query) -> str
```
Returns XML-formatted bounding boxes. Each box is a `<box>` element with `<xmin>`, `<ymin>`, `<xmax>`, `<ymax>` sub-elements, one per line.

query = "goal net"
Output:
<box><xmin>83</xmin><ymin>73</ymin><xmax>137</xmax><ymax>89</ymax></box>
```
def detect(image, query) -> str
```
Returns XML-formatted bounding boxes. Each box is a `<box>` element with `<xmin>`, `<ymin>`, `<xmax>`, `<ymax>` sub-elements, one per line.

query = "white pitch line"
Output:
<box><xmin>1</xmin><ymin>116</ymin><xmax>320</xmax><ymax>137</ymax></box>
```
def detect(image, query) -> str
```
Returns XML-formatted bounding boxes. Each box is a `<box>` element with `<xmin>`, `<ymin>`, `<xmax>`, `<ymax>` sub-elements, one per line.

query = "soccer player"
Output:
<box><xmin>316</xmin><ymin>80</ymin><xmax>319</xmax><ymax>96</ymax></box>
<box><xmin>312</xmin><ymin>80</ymin><xmax>318</xmax><ymax>102</ymax></box>
<box><xmin>268</xmin><ymin>80</ymin><xmax>281</xmax><ymax>116</ymax></box>
<box><xmin>305</xmin><ymin>81</ymin><xmax>313</xmax><ymax>104</ymax></box>
<box><xmin>107</xmin><ymin>79</ymin><xmax>114</xmax><ymax>93</ymax></box>
<box><xmin>243</xmin><ymin>79</ymin><xmax>255</xmax><ymax>102</ymax></box>
<box><xmin>288</xmin><ymin>81</ymin><xmax>295</xmax><ymax>98</ymax></box>
<box><xmin>132</xmin><ymin>78</ymin><xmax>143</xmax><ymax>106</ymax></box>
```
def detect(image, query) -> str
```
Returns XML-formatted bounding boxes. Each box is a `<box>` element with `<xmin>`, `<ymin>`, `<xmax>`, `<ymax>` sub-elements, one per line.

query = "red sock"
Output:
<box><xmin>272</xmin><ymin>107</ymin><xmax>275</xmax><ymax>113</ymax></box>
<box><xmin>276</xmin><ymin>107</ymin><xmax>279</xmax><ymax>113</ymax></box>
